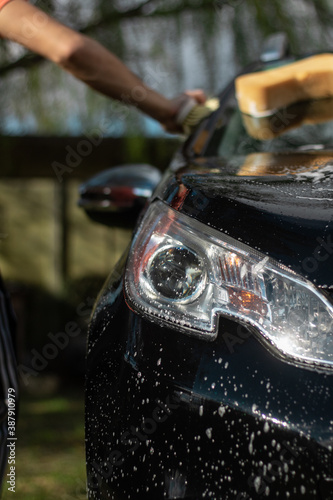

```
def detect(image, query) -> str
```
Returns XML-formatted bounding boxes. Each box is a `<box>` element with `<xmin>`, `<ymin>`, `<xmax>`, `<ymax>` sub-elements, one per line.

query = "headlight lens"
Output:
<box><xmin>125</xmin><ymin>201</ymin><xmax>333</xmax><ymax>369</ymax></box>
<box><xmin>147</xmin><ymin>246</ymin><xmax>206</xmax><ymax>301</ymax></box>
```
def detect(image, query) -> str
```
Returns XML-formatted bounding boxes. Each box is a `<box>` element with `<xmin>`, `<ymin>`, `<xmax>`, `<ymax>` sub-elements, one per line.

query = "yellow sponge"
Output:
<box><xmin>241</xmin><ymin>97</ymin><xmax>333</xmax><ymax>140</ymax></box>
<box><xmin>236</xmin><ymin>54</ymin><xmax>333</xmax><ymax>117</ymax></box>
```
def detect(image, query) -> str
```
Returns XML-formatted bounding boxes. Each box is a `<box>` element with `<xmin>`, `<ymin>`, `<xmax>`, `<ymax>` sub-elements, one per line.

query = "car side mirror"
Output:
<box><xmin>78</xmin><ymin>164</ymin><xmax>162</xmax><ymax>228</ymax></box>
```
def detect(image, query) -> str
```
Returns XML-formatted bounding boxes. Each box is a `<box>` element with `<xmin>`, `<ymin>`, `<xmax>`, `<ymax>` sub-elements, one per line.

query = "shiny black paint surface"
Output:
<box><xmin>155</xmin><ymin>156</ymin><xmax>333</xmax><ymax>287</ymax></box>
<box><xmin>86</xmin><ymin>258</ymin><xmax>333</xmax><ymax>499</ymax></box>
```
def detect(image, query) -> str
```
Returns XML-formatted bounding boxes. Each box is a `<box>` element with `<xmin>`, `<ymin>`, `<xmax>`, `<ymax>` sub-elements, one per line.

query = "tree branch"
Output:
<box><xmin>0</xmin><ymin>0</ymin><xmax>219</xmax><ymax>76</ymax></box>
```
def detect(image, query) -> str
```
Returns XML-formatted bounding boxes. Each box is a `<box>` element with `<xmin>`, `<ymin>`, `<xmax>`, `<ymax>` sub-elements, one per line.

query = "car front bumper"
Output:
<box><xmin>85</xmin><ymin>258</ymin><xmax>333</xmax><ymax>500</ymax></box>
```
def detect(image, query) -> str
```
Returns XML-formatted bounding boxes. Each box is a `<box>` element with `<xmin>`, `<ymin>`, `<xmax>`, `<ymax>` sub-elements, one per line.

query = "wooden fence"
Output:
<box><xmin>0</xmin><ymin>135</ymin><xmax>180</xmax><ymax>293</ymax></box>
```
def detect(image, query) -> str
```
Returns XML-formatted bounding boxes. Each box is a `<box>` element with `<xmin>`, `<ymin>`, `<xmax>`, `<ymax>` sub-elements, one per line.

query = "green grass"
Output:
<box><xmin>2</xmin><ymin>384</ymin><xmax>86</xmax><ymax>500</ymax></box>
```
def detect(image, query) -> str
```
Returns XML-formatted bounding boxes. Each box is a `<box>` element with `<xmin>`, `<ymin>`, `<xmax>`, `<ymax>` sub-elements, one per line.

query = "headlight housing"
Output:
<box><xmin>124</xmin><ymin>201</ymin><xmax>333</xmax><ymax>369</ymax></box>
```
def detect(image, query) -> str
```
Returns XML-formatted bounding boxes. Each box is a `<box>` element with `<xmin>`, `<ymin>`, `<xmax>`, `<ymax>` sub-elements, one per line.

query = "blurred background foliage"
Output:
<box><xmin>1</xmin><ymin>0</ymin><xmax>333</xmax><ymax>136</ymax></box>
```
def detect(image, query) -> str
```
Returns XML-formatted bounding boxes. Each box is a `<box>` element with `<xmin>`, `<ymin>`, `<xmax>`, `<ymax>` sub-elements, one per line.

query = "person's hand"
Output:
<box><xmin>162</xmin><ymin>89</ymin><xmax>207</xmax><ymax>133</ymax></box>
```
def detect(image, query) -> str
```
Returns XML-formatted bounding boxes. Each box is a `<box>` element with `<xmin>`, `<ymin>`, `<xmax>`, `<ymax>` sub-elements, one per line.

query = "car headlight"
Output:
<box><xmin>124</xmin><ymin>201</ymin><xmax>333</xmax><ymax>369</ymax></box>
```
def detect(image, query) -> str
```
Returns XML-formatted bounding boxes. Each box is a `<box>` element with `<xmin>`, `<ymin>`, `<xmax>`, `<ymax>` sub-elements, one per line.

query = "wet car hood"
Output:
<box><xmin>156</xmin><ymin>151</ymin><xmax>333</xmax><ymax>289</ymax></box>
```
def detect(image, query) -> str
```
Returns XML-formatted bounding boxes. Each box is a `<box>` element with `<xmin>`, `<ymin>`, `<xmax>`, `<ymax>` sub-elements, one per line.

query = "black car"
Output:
<box><xmin>80</xmin><ymin>35</ymin><xmax>333</xmax><ymax>499</ymax></box>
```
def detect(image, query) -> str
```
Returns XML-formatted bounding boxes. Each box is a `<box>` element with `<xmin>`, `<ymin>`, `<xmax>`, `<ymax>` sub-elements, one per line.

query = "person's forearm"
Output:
<box><xmin>0</xmin><ymin>0</ymin><xmax>206</xmax><ymax>132</ymax></box>
<box><xmin>59</xmin><ymin>35</ymin><xmax>177</xmax><ymax>125</ymax></box>
<box><xmin>0</xmin><ymin>0</ymin><xmax>177</xmax><ymax>126</ymax></box>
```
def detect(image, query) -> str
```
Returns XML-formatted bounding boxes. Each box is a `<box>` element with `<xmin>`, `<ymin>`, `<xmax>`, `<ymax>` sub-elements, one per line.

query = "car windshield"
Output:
<box><xmin>207</xmin><ymin>81</ymin><xmax>333</xmax><ymax>160</ymax></box>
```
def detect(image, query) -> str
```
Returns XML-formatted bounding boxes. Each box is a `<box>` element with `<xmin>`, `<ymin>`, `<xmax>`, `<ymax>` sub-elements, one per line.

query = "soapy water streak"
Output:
<box><xmin>88</xmin><ymin>393</ymin><xmax>180</xmax><ymax>490</ymax></box>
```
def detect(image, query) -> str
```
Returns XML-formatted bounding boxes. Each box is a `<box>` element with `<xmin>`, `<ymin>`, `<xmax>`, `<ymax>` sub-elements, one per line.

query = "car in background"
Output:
<box><xmin>79</xmin><ymin>34</ymin><xmax>333</xmax><ymax>499</ymax></box>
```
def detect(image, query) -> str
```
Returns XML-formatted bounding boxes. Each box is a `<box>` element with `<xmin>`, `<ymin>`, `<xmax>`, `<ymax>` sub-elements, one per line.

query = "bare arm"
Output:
<box><xmin>0</xmin><ymin>0</ymin><xmax>205</xmax><ymax>132</ymax></box>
